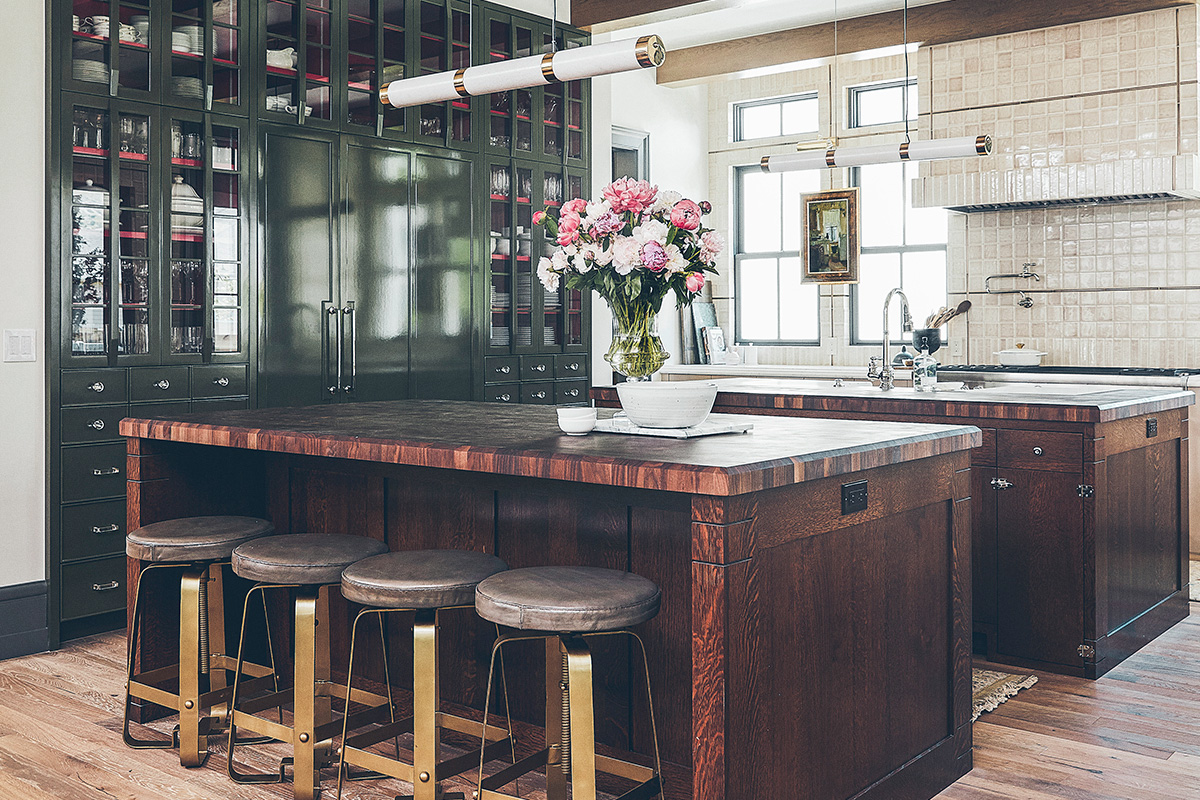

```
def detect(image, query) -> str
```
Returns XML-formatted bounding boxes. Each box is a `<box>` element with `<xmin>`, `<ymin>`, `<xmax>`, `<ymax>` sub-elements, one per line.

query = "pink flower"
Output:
<box><xmin>640</xmin><ymin>241</ymin><xmax>668</xmax><ymax>272</ymax></box>
<box><xmin>701</xmin><ymin>230</ymin><xmax>725</xmax><ymax>260</ymax></box>
<box><xmin>533</xmin><ymin>210</ymin><xmax>547</xmax><ymax>225</ymax></box>
<box><xmin>563</xmin><ymin>198</ymin><xmax>588</xmax><ymax>215</ymax></box>
<box><xmin>699</xmin><ymin>200</ymin><xmax>712</xmax><ymax>215</ymax></box>
<box><xmin>686</xmin><ymin>272</ymin><xmax>705</xmax><ymax>293</ymax></box>
<box><xmin>593</xmin><ymin>211</ymin><xmax>624</xmax><ymax>235</ymax></box>
<box><xmin>603</xmin><ymin>177</ymin><xmax>658</xmax><ymax>214</ymax></box>
<box><xmin>670</xmin><ymin>199</ymin><xmax>702</xmax><ymax>231</ymax></box>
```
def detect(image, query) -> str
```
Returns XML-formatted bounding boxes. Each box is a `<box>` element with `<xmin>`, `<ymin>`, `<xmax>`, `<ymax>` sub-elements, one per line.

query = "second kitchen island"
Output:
<box><xmin>121</xmin><ymin>401</ymin><xmax>979</xmax><ymax>800</ymax></box>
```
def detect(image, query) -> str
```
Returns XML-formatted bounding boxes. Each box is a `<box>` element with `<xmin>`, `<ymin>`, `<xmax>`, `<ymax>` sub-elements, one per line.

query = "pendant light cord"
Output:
<box><xmin>551</xmin><ymin>0</ymin><xmax>559</xmax><ymax>52</ymax></box>
<box><xmin>830</xmin><ymin>0</ymin><xmax>838</xmax><ymax>143</ymax></box>
<box><xmin>902</xmin><ymin>0</ymin><xmax>911</xmax><ymax>144</ymax></box>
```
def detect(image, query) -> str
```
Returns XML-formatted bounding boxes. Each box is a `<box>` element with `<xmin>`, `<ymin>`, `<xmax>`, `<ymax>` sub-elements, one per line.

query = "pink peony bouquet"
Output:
<box><xmin>534</xmin><ymin>178</ymin><xmax>722</xmax><ymax>377</ymax></box>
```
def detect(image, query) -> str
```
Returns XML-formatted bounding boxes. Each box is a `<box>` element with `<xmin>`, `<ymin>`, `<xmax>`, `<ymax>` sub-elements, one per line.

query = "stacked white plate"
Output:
<box><xmin>543</xmin><ymin>327</ymin><xmax>556</xmax><ymax>346</ymax></box>
<box><xmin>73</xmin><ymin>59</ymin><xmax>109</xmax><ymax>83</ymax></box>
<box><xmin>492</xmin><ymin>326</ymin><xmax>511</xmax><ymax>346</ymax></box>
<box><xmin>515</xmin><ymin>328</ymin><xmax>532</xmax><ymax>347</ymax></box>
<box><xmin>176</xmin><ymin>25</ymin><xmax>203</xmax><ymax>53</ymax></box>
<box><xmin>171</xmin><ymin>76</ymin><xmax>204</xmax><ymax>98</ymax></box>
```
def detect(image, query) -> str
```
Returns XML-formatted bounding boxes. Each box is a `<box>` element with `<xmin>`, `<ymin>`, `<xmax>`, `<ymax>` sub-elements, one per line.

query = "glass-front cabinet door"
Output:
<box><xmin>481</xmin><ymin>9</ymin><xmax>536</xmax><ymax>159</ymax></box>
<box><xmin>487</xmin><ymin>161</ymin><xmax>513</xmax><ymax>353</ymax></box>
<box><xmin>487</xmin><ymin>160</ymin><xmax>535</xmax><ymax>354</ymax></box>
<box><xmin>262</xmin><ymin>0</ymin><xmax>336</xmax><ymax>125</ymax></box>
<box><xmin>344</xmin><ymin>0</ymin><xmax>407</xmax><ymax>136</ymax></box>
<box><xmin>164</xmin><ymin>0</ymin><xmax>248</xmax><ymax>112</ymax></box>
<box><xmin>67</xmin><ymin>0</ymin><xmax>158</xmax><ymax>101</ymax></box>
<box><xmin>540</xmin><ymin>26</ymin><xmax>589</xmax><ymax>168</ymax></box>
<box><xmin>412</xmin><ymin>0</ymin><xmax>473</xmax><ymax>148</ymax></box>
<box><xmin>535</xmin><ymin>165</ymin><xmax>588</xmax><ymax>353</ymax></box>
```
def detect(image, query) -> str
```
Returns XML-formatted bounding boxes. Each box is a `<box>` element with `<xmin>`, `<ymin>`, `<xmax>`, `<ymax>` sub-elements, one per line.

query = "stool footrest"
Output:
<box><xmin>345</xmin><ymin>716</ymin><xmax>414</xmax><ymax>750</ymax></box>
<box><xmin>313</xmin><ymin>701</ymin><xmax>393</xmax><ymax>743</ymax></box>
<box><xmin>237</xmin><ymin>688</ymin><xmax>294</xmax><ymax>715</ymax></box>
<box><xmin>480</xmin><ymin>747</ymin><xmax>550</xmax><ymax>792</ymax></box>
<box><xmin>614</xmin><ymin>775</ymin><xmax>662</xmax><ymax>800</ymax></box>
<box><xmin>437</xmin><ymin>737</ymin><xmax>513</xmax><ymax>780</ymax></box>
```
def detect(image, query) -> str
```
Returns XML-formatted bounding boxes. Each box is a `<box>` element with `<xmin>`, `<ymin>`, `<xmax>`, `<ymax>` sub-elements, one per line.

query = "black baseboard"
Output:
<box><xmin>0</xmin><ymin>581</ymin><xmax>49</xmax><ymax>660</ymax></box>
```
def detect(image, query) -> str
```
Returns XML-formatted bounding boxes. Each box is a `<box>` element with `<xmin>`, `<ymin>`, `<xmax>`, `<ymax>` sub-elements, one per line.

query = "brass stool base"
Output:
<box><xmin>478</xmin><ymin>632</ymin><xmax>662</xmax><ymax>800</ymax></box>
<box><xmin>336</xmin><ymin>607</ymin><xmax>515</xmax><ymax>800</ymax></box>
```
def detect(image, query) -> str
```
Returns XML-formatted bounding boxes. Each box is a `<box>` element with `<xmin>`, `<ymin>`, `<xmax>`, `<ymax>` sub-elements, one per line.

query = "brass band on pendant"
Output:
<box><xmin>899</xmin><ymin>141</ymin><xmax>911</xmax><ymax>160</ymax></box>
<box><xmin>453</xmin><ymin>68</ymin><xmax>469</xmax><ymax>98</ymax></box>
<box><xmin>636</xmin><ymin>35</ymin><xmax>667</xmax><ymax>68</ymax></box>
<box><xmin>760</xmin><ymin>155</ymin><xmax>771</xmax><ymax>173</ymax></box>
<box><xmin>541</xmin><ymin>52</ymin><xmax>558</xmax><ymax>83</ymax></box>
<box><xmin>976</xmin><ymin>134</ymin><xmax>992</xmax><ymax>155</ymax></box>
<box><xmin>825</xmin><ymin>148</ymin><xmax>837</xmax><ymax>167</ymax></box>
<box><xmin>379</xmin><ymin>83</ymin><xmax>390</xmax><ymax>106</ymax></box>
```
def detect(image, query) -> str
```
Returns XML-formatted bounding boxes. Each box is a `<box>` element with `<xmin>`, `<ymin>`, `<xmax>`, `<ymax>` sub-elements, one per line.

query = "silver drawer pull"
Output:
<box><xmin>532</xmin><ymin>391</ymin><xmax>547</xmax><ymax>399</ymax></box>
<box><xmin>497</xmin><ymin>393</ymin><xmax>511</xmax><ymax>402</ymax></box>
<box><xmin>497</xmin><ymin>365</ymin><xmax>511</xmax><ymax>374</ymax></box>
<box><xmin>92</xmin><ymin>524</ymin><xmax>120</xmax><ymax>534</ymax></box>
<box><xmin>532</xmin><ymin>363</ymin><xmax>547</xmax><ymax>372</ymax></box>
<box><xmin>88</xmin><ymin>419</ymin><xmax>106</xmax><ymax>431</ymax></box>
<box><xmin>991</xmin><ymin>477</ymin><xmax>1013</xmax><ymax>490</ymax></box>
<box><xmin>87</xmin><ymin>381</ymin><xmax>105</xmax><ymax>393</ymax></box>
<box><xmin>213</xmin><ymin>376</ymin><xmax>230</xmax><ymax>387</ymax></box>
<box><xmin>566</xmin><ymin>363</ymin><xmax>580</xmax><ymax>371</ymax></box>
<box><xmin>1032</xmin><ymin>446</ymin><xmax>1044</xmax><ymax>456</ymax></box>
<box><xmin>92</xmin><ymin>581</ymin><xmax>120</xmax><ymax>592</ymax></box>
<box><xmin>93</xmin><ymin>466</ymin><xmax>120</xmax><ymax>476</ymax></box>
<box><xmin>566</xmin><ymin>389</ymin><xmax>579</xmax><ymax>397</ymax></box>
<box><xmin>154</xmin><ymin>379</ymin><xmax>170</xmax><ymax>390</ymax></box>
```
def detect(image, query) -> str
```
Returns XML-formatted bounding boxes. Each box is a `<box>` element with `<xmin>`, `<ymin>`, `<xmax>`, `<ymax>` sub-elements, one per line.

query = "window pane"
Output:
<box><xmin>859</xmin><ymin>162</ymin><xmax>904</xmax><ymax>247</ymax></box>
<box><xmin>781</xmin><ymin>171</ymin><xmax>820</xmax><ymax>252</ymax></box>
<box><xmin>906</xmin><ymin>171</ymin><xmax>948</xmax><ymax>245</ymax></box>
<box><xmin>781</xmin><ymin>98</ymin><xmax>818</xmax><ymax>135</ymax></box>
<box><xmin>856</xmin><ymin>253</ymin><xmax>902</xmax><ymax>342</ymax></box>
<box><xmin>737</xmin><ymin>257</ymin><xmax>779</xmax><ymax>341</ymax></box>
<box><xmin>739</xmin><ymin>103</ymin><xmax>780</xmax><ymax>140</ymax></box>
<box><xmin>741</xmin><ymin>170</ymin><xmax>782</xmax><ymax>252</ymax></box>
<box><xmin>853</xmin><ymin>81</ymin><xmax>917</xmax><ymax>127</ymax></box>
<box><xmin>901</xmin><ymin>250</ymin><xmax>948</xmax><ymax>327</ymax></box>
<box><xmin>779</xmin><ymin>257</ymin><xmax>819</xmax><ymax>341</ymax></box>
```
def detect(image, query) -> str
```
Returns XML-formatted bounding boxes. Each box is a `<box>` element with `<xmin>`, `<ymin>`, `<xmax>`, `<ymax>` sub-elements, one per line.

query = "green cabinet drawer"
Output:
<box><xmin>61</xmin><ymin>443</ymin><xmax>126</xmax><ymax>503</ymax></box>
<box><xmin>555</xmin><ymin>380</ymin><xmax>588</xmax><ymax>405</ymax></box>
<box><xmin>484</xmin><ymin>356</ymin><xmax>520</xmax><ymax>384</ymax></box>
<box><xmin>129</xmin><ymin>366</ymin><xmax>190</xmax><ymax>402</ymax></box>
<box><xmin>61</xmin><ymin>369</ymin><xmax>127</xmax><ymax>406</ymax></box>
<box><xmin>191</xmin><ymin>364</ymin><xmax>249</xmax><ymax>398</ymax></box>
<box><xmin>485</xmin><ymin>385</ymin><xmax>519</xmax><ymax>403</ymax></box>
<box><xmin>192</xmin><ymin>397</ymin><xmax>251</xmax><ymax>412</ymax></box>
<box><xmin>61</xmin><ymin>500</ymin><xmax>126</xmax><ymax>561</ymax></box>
<box><xmin>555</xmin><ymin>355</ymin><xmax>587</xmax><ymax>379</ymax></box>
<box><xmin>521</xmin><ymin>381</ymin><xmax>554</xmax><ymax>404</ymax></box>
<box><xmin>60</xmin><ymin>556</ymin><xmax>126</xmax><ymax>621</ymax></box>
<box><xmin>60</xmin><ymin>404</ymin><xmax>127</xmax><ymax>444</ymax></box>
<box><xmin>520</xmin><ymin>355</ymin><xmax>554</xmax><ymax>381</ymax></box>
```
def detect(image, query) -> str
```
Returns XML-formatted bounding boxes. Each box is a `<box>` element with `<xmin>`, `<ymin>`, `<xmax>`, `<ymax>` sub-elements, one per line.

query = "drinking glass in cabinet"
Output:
<box><xmin>118</xmin><ymin>116</ymin><xmax>149</xmax><ymax>156</ymax></box>
<box><xmin>120</xmin><ymin>259</ymin><xmax>149</xmax><ymax>305</ymax></box>
<box><xmin>73</xmin><ymin>108</ymin><xmax>108</xmax><ymax>151</ymax></box>
<box><xmin>491</xmin><ymin>167</ymin><xmax>511</xmax><ymax>197</ymax></box>
<box><xmin>120</xmin><ymin>308</ymin><xmax>150</xmax><ymax>355</ymax></box>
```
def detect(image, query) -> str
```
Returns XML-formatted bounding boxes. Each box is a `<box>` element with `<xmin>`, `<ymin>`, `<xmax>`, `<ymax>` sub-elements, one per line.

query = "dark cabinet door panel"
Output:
<box><xmin>259</xmin><ymin>130</ymin><xmax>338</xmax><ymax>407</ymax></box>
<box><xmin>972</xmin><ymin>466</ymin><xmax>999</xmax><ymax>629</ymax></box>
<box><xmin>61</xmin><ymin>443</ymin><xmax>127</xmax><ymax>503</ymax></box>
<box><xmin>997</xmin><ymin>428</ymin><xmax>1082</xmax><ymax>473</ymax></box>
<box><xmin>341</xmin><ymin>143</ymin><xmax>411</xmax><ymax>402</ymax></box>
<box><xmin>191</xmin><ymin>364</ymin><xmax>249</xmax><ymax>398</ymax></box>
<box><xmin>996</xmin><ymin>469</ymin><xmax>1086</xmax><ymax>666</ymax></box>
<box><xmin>410</xmin><ymin>153</ymin><xmax>473</xmax><ymax>400</ymax></box>
<box><xmin>61</xmin><ymin>557</ymin><xmax>126</xmax><ymax>621</ymax></box>
<box><xmin>483</xmin><ymin>356</ymin><xmax>519</xmax><ymax>384</ymax></box>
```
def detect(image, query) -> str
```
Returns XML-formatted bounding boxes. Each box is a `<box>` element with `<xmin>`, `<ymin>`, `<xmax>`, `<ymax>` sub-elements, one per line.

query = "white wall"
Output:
<box><xmin>0</xmin><ymin>1</ymin><xmax>47</xmax><ymax>587</ymax></box>
<box><xmin>589</xmin><ymin>39</ymin><xmax>709</xmax><ymax>380</ymax></box>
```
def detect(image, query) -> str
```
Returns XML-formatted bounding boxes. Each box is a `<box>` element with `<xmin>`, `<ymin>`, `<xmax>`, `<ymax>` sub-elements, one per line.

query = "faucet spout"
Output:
<box><xmin>879</xmin><ymin>288</ymin><xmax>912</xmax><ymax>391</ymax></box>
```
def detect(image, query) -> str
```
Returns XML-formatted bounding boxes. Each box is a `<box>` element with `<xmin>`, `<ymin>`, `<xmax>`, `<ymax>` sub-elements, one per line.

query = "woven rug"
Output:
<box><xmin>1191</xmin><ymin>559</ymin><xmax>1199</xmax><ymax>602</ymax></box>
<box><xmin>972</xmin><ymin>669</ymin><xmax>1038</xmax><ymax>721</ymax></box>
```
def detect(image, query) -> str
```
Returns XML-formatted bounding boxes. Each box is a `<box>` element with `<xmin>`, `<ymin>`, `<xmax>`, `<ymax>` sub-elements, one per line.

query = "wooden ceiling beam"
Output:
<box><xmin>571</xmin><ymin>0</ymin><xmax>741</xmax><ymax>32</ymax></box>
<box><xmin>655</xmin><ymin>0</ymin><xmax>1192</xmax><ymax>85</ymax></box>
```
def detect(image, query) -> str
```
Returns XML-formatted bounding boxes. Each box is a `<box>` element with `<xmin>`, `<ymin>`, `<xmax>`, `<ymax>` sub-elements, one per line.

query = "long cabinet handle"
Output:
<box><xmin>92</xmin><ymin>524</ymin><xmax>121</xmax><ymax>534</ymax></box>
<box><xmin>93</xmin><ymin>467</ymin><xmax>120</xmax><ymax>476</ymax></box>
<box><xmin>323</xmin><ymin>300</ymin><xmax>339</xmax><ymax>395</ymax></box>
<box><xmin>342</xmin><ymin>300</ymin><xmax>356</xmax><ymax>394</ymax></box>
<box><xmin>92</xmin><ymin>581</ymin><xmax>119</xmax><ymax>592</ymax></box>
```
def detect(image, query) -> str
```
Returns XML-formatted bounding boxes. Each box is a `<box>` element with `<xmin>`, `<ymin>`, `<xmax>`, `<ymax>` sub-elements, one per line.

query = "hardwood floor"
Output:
<box><xmin>0</xmin><ymin>608</ymin><xmax>1196</xmax><ymax>799</ymax></box>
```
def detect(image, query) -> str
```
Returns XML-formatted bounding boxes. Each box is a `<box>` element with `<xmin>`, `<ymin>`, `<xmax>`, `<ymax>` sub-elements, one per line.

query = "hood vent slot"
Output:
<box><xmin>947</xmin><ymin>192</ymin><xmax>1177</xmax><ymax>213</ymax></box>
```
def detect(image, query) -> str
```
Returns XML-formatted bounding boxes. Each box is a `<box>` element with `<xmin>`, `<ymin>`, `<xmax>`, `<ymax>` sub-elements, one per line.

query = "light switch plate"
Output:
<box><xmin>3</xmin><ymin>329</ymin><xmax>36</xmax><ymax>362</ymax></box>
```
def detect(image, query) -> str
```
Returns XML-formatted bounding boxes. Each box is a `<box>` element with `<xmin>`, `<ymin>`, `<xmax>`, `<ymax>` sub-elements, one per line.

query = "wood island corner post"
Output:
<box><xmin>951</xmin><ymin>458</ymin><xmax>974</xmax><ymax>769</ymax></box>
<box><xmin>689</xmin><ymin>493</ymin><xmax>759</xmax><ymax>800</ymax></box>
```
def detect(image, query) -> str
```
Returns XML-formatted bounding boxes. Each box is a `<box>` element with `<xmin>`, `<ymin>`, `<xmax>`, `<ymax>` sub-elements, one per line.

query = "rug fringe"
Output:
<box><xmin>972</xmin><ymin>674</ymin><xmax>1038</xmax><ymax>721</ymax></box>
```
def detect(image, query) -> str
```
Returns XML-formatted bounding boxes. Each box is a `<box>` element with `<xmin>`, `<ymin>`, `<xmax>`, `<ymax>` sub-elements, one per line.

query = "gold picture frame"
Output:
<box><xmin>802</xmin><ymin>188</ymin><xmax>859</xmax><ymax>283</ymax></box>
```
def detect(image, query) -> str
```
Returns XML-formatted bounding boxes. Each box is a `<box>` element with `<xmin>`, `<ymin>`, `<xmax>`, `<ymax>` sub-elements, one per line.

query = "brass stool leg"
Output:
<box><xmin>123</xmin><ymin>563</ymin><xmax>180</xmax><ymax>750</ymax></box>
<box><xmin>544</xmin><ymin>637</ymin><xmax>567</xmax><ymax>800</ymax></box>
<box><xmin>293</xmin><ymin>585</ymin><xmax>329</xmax><ymax>800</ymax></box>
<box><xmin>412</xmin><ymin>608</ymin><xmax>440</xmax><ymax>800</ymax></box>
<box><xmin>178</xmin><ymin>565</ymin><xmax>207</xmax><ymax>766</ymax></box>
<box><xmin>335</xmin><ymin>607</ymin><xmax>371</xmax><ymax>800</ymax></box>
<box><xmin>208</xmin><ymin>563</ymin><xmax>228</xmax><ymax>696</ymax></box>
<box><xmin>563</xmin><ymin>636</ymin><xmax>597</xmax><ymax>800</ymax></box>
<box><xmin>628</xmin><ymin>631</ymin><xmax>663</xmax><ymax>789</ymax></box>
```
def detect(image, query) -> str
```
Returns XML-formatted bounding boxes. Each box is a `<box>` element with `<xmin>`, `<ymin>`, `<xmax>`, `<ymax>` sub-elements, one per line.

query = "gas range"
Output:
<box><xmin>938</xmin><ymin>365</ymin><xmax>1198</xmax><ymax>377</ymax></box>
<box><xmin>936</xmin><ymin>365</ymin><xmax>1200</xmax><ymax>389</ymax></box>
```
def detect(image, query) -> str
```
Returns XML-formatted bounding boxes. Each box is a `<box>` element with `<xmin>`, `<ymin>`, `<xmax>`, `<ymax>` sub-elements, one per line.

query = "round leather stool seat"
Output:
<box><xmin>341</xmin><ymin>550</ymin><xmax>508</xmax><ymax>609</ymax></box>
<box><xmin>232</xmin><ymin>534</ymin><xmax>388</xmax><ymax>585</ymax></box>
<box><xmin>476</xmin><ymin>566</ymin><xmax>661</xmax><ymax>633</ymax></box>
<box><xmin>126</xmin><ymin>516</ymin><xmax>275</xmax><ymax>563</ymax></box>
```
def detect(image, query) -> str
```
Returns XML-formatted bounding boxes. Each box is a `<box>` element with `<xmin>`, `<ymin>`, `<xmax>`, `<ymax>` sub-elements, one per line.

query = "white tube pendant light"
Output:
<box><xmin>380</xmin><ymin>35</ymin><xmax>667</xmax><ymax>109</ymax></box>
<box><xmin>761</xmin><ymin>135</ymin><xmax>992</xmax><ymax>173</ymax></box>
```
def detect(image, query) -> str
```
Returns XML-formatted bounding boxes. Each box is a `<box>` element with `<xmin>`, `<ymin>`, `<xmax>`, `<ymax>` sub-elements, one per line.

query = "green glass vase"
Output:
<box><xmin>605</xmin><ymin>299</ymin><xmax>669</xmax><ymax>380</ymax></box>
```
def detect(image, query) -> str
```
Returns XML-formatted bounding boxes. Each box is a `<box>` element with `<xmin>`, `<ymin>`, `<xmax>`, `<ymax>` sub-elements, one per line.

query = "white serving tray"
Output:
<box><xmin>594</xmin><ymin>417</ymin><xmax>754</xmax><ymax>439</ymax></box>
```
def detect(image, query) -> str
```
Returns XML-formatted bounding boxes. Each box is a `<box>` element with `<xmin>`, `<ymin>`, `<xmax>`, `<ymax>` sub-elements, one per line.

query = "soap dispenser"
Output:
<box><xmin>913</xmin><ymin>347</ymin><xmax>938</xmax><ymax>391</ymax></box>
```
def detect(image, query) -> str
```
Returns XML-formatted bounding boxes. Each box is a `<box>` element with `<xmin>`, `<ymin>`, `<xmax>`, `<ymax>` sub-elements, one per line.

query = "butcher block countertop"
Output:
<box><xmin>119</xmin><ymin>399</ymin><xmax>980</xmax><ymax>497</ymax></box>
<box><xmin>599</xmin><ymin>378</ymin><xmax>1194</xmax><ymax>424</ymax></box>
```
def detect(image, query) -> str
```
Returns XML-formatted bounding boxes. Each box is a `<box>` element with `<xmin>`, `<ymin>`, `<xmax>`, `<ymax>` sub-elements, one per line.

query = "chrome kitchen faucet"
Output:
<box><xmin>867</xmin><ymin>287</ymin><xmax>913</xmax><ymax>391</ymax></box>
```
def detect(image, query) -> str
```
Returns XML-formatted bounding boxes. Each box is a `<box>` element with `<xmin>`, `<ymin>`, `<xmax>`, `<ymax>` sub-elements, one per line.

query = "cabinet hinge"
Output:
<box><xmin>1076</xmin><ymin>484</ymin><xmax>1095</xmax><ymax>498</ymax></box>
<box><xmin>1077</xmin><ymin>643</ymin><xmax>1096</xmax><ymax>660</ymax></box>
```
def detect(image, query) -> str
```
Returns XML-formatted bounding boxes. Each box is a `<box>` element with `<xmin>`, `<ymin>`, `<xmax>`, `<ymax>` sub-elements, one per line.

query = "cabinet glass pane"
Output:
<box><xmin>305</xmin><ymin>1</ymin><xmax>333</xmax><ymax>120</ymax></box>
<box><xmin>168</xmin><ymin>4</ymin><xmax>204</xmax><ymax>101</ymax></box>
<box><xmin>213</xmin><ymin>307</ymin><xmax>239</xmax><ymax>352</ymax></box>
<box><xmin>169</xmin><ymin>117</ymin><xmax>205</xmax><ymax>355</ymax></box>
<box><xmin>72</xmin><ymin>0</ymin><xmax>110</xmax><ymax>86</ymax></box>
<box><xmin>213</xmin><ymin>19</ymin><xmax>241</xmax><ymax>107</ymax></box>
<box><xmin>449</xmin><ymin>7</ymin><xmax>470</xmax><ymax>142</ymax></box>
<box><xmin>72</xmin><ymin>306</ymin><xmax>108</xmax><ymax>355</ymax></box>
<box><xmin>514</xmin><ymin>167</ymin><xmax>533</xmax><ymax>348</ymax></box>
<box><xmin>265</xmin><ymin>0</ymin><xmax>298</xmax><ymax>114</ymax></box>
<box><xmin>120</xmin><ymin>258</ymin><xmax>149</xmax><ymax>304</ymax></box>
<box><xmin>73</xmin><ymin>206</ymin><xmax>110</xmax><ymax>255</ymax></box>
<box><xmin>489</xmin><ymin>165</ymin><xmax>512</xmax><ymax>348</ymax></box>
<box><xmin>346</xmin><ymin>4</ymin><xmax>375</xmax><ymax>127</ymax></box>
<box><xmin>70</xmin><ymin>102</ymin><xmax>113</xmax><ymax>359</ymax></box>
<box><xmin>117</xmin><ymin>2</ymin><xmax>152</xmax><ymax>92</ymax></box>
<box><xmin>211</xmin><ymin>127</ymin><xmax>238</xmax><ymax>171</ymax></box>
<box><xmin>418</xmin><ymin>1</ymin><xmax>446</xmax><ymax>138</ymax></box>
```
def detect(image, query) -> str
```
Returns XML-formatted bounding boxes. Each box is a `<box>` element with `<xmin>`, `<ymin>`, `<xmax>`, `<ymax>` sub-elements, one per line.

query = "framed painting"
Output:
<box><xmin>802</xmin><ymin>188</ymin><xmax>859</xmax><ymax>283</ymax></box>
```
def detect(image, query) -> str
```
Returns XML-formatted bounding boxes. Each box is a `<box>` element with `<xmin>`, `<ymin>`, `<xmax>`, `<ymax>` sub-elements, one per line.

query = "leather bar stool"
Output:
<box><xmin>226</xmin><ymin>533</ymin><xmax>389</xmax><ymax>800</ymax></box>
<box><xmin>123</xmin><ymin>515</ymin><xmax>274</xmax><ymax>767</ymax></box>
<box><xmin>335</xmin><ymin>550</ymin><xmax>514</xmax><ymax>800</ymax></box>
<box><xmin>474</xmin><ymin>566</ymin><xmax>664</xmax><ymax>800</ymax></box>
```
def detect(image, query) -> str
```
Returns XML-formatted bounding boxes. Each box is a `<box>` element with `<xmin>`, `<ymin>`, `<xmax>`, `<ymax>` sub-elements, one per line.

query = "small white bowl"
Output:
<box><xmin>556</xmin><ymin>407</ymin><xmax>596</xmax><ymax>435</ymax></box>
<box><xmin>995</xmin><ymin>348</ymin><xmax>1047</xmax><ymax>366</ymax></box>
<box><xmin>615</xmin><ymin>381</ymin><xmax>718</xmax><ymax>428</ymax></box>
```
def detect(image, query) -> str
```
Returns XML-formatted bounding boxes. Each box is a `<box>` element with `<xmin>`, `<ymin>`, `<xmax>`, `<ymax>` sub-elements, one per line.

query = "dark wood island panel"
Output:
<box><xmin>121</xmin><ymin>401</ymin><xmax>980</xmax><ymax>800</ymax></box>
<box><xmin>596</xmin><ymin>379</ymin><xmax>1193</xmax><ymax>679</ymax></box>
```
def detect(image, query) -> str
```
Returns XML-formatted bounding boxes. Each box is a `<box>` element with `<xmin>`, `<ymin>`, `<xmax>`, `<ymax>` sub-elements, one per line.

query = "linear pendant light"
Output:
<box><xmin>380</xmin><ymin>35</ymin><xmax>667</xmax><ymax>109</ymax></box>
<box><xmin>761</xmin><ymin>135</ymin><xmax>992</xmax><ymax>173</ymax></box>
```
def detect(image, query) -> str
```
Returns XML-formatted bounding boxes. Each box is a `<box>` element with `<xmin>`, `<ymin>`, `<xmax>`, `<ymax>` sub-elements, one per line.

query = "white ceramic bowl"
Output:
<box><xmin>557</xmin><ymin>407</ymin><xmax>596</xmax><ymax>435</ymax></box>
<box><xmin>615</xmin><ymin>381</ymin><xmax>718</xmax><ymax>429</ymax></box>
<box><xmin>995</xmin><ymin>348</ymin><xmax>1047</xmax><ymax>366</ymax></box>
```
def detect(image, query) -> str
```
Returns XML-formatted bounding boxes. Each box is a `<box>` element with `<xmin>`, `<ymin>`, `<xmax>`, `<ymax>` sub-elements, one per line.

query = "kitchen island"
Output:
<box><xmin>120</xmin><ymin>401</ymin><xmax>980</xmax><ymax>800</ymax></box>
<box><xmin>596</xmin><ymin>379</ymin><xmax>1193</xmax><ymax>678</ymax></box>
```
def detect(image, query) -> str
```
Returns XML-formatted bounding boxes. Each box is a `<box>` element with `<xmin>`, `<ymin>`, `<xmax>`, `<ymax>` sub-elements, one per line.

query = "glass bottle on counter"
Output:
<box><xmin>913</xmin><ymin>348</ymin><xmax>938</xmax><ymax>392</ymax></box>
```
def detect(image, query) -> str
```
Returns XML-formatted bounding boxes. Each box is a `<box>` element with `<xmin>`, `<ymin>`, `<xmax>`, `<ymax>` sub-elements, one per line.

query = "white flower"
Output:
<box><xmin>632</xmin><ymin>219</ymin><xmax>668</xmax><ymax>246</ymax></box>
<box><xmin>590</xmin><ymin>242</ymin><xmax>614</xmax><ymax>266</ymax></box>
<box><xmin>652</xmin><ymin>190</ymin><xmax>682</xmax><ymax>214</ymax></box>
<box><xmin>583</xmin><ymin>200</ymin><xmax>612</xmax><ymax>225</ymax></box>
<box><xmin>572</xmin><ymin>253</ymin><xmax>593</xmax><ymax>273</ymax></box>
<box><xmin>612</xmin><ymin>236</ymin><xmax>641</xmax><ymax>272</ymax></box>
<box><xmin>613</xmin><ymin>259</ymin><xmax>635</xmax><ymax>276</ymax></box>
<box><xmin>551</xmin><ymin>250</ymin><xmax>570</xmax><ymax>271</ymax></box>
<box><xmin>537</xmin><ymin>257</ymin><xmax>560</xmax><ymax>291</ymax></box>
<box><xmin>664</xmin><ymin>243</ymin><xmax>688</xmax><ymax>273</ymax></box>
